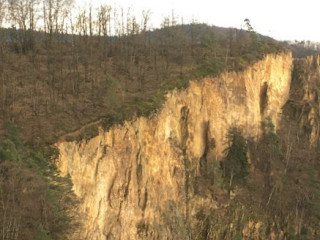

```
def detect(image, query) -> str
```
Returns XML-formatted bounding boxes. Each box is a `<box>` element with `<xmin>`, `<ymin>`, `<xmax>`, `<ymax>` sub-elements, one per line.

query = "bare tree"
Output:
<box><xmin>88</xmin><ymin>4</ymin><xmax>93</xmax><ymax>38</ymax></box>
<box><xmin>7</xmin><ymin>0</ymin><xmax>38</xmax><ymax>52</ymax></box>
<box><xmin>141</xmin><ymin>10</ymin><xmax>151</xmax><ymax>33</ymax></box>
<box><xmin>96</xmin><ymin>4</ymin><xmax>112</xmax><ymax>66</ymax></box>
<box><xmin>76</xmin><ymin>8</ymin><xmax>88</xmax><ymax>36</ymax></box>
<box><xmin>0</xmin><ymin>0</ymin><xmax>6</xmax><ymax>27</ymax></box>
<box><xmin>42</xmin><ymin>0</ymin><xmax>74</xmax><ymax>37</ymax></box>
<box><xmin>7</xmin><ymin>0</ymin><xmax>28</xmax><ymax>31</ymax></box>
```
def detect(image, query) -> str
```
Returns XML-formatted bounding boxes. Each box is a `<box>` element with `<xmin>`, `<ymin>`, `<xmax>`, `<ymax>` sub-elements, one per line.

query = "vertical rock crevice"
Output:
<box><xmin>178</xmin><ymin>105</ymin><xmax>192</xmax><ymax>239</ymax></box>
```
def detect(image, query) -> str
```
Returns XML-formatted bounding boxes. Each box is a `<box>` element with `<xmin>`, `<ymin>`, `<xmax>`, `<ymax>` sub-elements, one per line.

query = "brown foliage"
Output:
<box><xmin>0</xmin><ymin>161</ymin><xmax>47</xmax><ymax>240</ymax></box>
<box><xmin>0</xmin><ymin>23</ymin><xmax>283</xmax><ymax>143</ymax></box>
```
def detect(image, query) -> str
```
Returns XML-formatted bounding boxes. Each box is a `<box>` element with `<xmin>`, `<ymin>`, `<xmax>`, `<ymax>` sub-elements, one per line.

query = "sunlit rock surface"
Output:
<box><xmin>56</xmin><ymin>52</ymin><xmax>292</xmax><ymax>239</ymax></box>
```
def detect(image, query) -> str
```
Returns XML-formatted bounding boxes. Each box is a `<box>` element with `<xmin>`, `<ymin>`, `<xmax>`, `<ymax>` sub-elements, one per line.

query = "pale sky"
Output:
<box><xmin>79</xmin><ymin>0</ymin><xmax>320</xmax><ymax>41</ymax></box>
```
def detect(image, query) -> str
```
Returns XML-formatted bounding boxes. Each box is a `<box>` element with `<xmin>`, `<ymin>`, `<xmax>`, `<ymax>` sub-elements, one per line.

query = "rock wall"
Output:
<box><xmin>56</xmin><ymin>52</ymin><xmax>293</xmax><ymax>239</ymax></box>
<box><xmin>290</xmin><ymin>54</ymin><xmax>320</xmax><ymax>145</ymax></box>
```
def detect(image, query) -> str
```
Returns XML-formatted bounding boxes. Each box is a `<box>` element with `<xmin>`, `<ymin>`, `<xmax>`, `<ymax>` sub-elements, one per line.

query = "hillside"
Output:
<box><xmin>0</xmin><ymin>23</ymin><xmax>283</xmax><ymax>143</ymax></box>
<box><xmin>283</xmin><ymin>40</ymin><xmax>320</xmax><ymax>58</ymax></box>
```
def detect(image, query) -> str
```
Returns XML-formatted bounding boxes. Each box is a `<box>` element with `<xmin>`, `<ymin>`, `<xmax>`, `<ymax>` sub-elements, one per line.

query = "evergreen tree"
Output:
<box><xmin>221</xmin><ymin>127</ymin><xmax>250</xmax><ymax>189</ymax></box>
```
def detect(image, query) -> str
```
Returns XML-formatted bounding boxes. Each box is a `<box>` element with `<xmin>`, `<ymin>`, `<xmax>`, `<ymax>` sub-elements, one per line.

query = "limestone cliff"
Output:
<box><xmin>56</xmin><ymin>52</ymin><xmax>293</xmax><ymax>239</ymax></box>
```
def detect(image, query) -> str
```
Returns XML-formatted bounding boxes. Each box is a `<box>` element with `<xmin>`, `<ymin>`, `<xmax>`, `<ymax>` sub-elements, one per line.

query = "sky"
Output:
<box><xmin>79</xmin><ymin>0</ymin><xmax>320</xmax><ymax>42</ymax></box>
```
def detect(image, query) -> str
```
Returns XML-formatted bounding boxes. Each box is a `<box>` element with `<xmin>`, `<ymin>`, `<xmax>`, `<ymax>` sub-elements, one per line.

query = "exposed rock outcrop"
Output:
<box><xmin>56</xmin><ymin>52</ymin><xmax>293</xmax><ymax>239</ymax></box>
<box><xmin>289</xmin><ymin>54</ymin><xmax>320</xmax><ymax>145</ymax></box>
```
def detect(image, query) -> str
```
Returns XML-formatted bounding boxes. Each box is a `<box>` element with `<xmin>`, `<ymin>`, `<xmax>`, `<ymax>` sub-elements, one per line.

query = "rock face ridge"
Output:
<box><xmin>56</xmin><ymin>52</ymin><xmax>293</xmax><ymax>239</ymax></box>
<box><xmin>290</xmin><ymin>54</ymin><xmax>320</xmax><ymax>145</ymax></box>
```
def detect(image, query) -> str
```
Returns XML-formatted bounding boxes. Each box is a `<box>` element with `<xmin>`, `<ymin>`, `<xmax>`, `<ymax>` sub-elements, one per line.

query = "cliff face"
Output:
<box><xmin>56</xmin><ymin>52</ymin><xmax>293</xmax><ymax>239</ymax></box>
<box><xmin>289</xmin><ymin>54</ymin><xmax>320</xmax><ymax>145</ymax></box>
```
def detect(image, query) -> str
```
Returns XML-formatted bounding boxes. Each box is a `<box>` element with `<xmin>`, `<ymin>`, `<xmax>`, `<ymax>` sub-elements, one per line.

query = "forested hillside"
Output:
<box><xmin>0</xmin><ymin>1</ymin><xmax>284</xmax><ymax>143</ymax></box>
